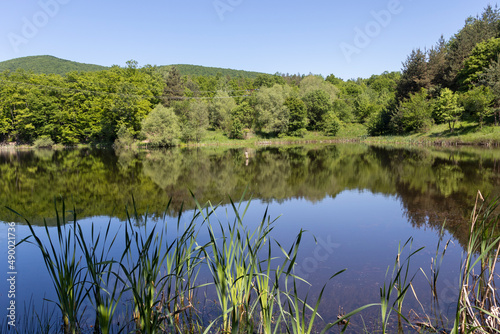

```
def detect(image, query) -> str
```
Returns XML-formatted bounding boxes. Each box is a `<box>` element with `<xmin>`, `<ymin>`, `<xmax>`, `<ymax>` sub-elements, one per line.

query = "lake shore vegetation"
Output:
<box><xmin>2</xmin><ymin>6</ymin><xmax>500</xmax><ymax>148</ymax></box>
<box><xmin>2</xmin><ymin>191</ymin><xmax>499</xmax><ymax>333</ymax></box>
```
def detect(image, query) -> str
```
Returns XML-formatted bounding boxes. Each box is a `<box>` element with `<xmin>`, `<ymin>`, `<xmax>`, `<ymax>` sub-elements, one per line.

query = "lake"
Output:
<box><xmin>1</xmin><ymin>143</ymin><xmax>499</xmax><ymax>333</ymax></box>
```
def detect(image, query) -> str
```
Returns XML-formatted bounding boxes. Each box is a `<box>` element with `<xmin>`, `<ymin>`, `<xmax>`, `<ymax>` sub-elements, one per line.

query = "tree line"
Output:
<box><xmin>369</xmin><ymin>5</ymin><xmax>500</xmax><ymax>135</ymax></box>
<box><xmin>1</xmin><ymin>5</ymin><xmax>499</xmax><ymax>145</ymax></box>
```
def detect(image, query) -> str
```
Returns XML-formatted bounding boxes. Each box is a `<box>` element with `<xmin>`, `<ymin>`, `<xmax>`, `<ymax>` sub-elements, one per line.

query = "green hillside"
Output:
<box><xmin>0</xmin><ymin>55</ymin><xmax>266</xmax><ymax>78</ymax></box>
<box><xmin>0</xmin><ymin>55</ymin><xmax>109</xmax><ymax>75</ymax></box>
<box><xmin>160</xmin><ymin>64</ymin><xmax>265</xmax><ymax>78</ymax></box>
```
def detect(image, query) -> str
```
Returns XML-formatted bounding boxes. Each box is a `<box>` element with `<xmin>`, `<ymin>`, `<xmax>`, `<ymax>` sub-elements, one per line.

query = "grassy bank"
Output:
<box><xmin>3</xmin><ymin>122</ymin><xmax>500</xmax><ymax>151</ymax></box>
<box><xmin>171</xmin><ymin>122</ymin><xmax>500</xmax><ymax>148</ymax></box>
<box><xmin>2</xmin><ymin>192</ymin><xmax>500</xmax><ymax>333</ymax></box>
<box><xmin>364</xmin><ymin>122</ymin><xmax>500</xmax><ymax>147</ymax></box>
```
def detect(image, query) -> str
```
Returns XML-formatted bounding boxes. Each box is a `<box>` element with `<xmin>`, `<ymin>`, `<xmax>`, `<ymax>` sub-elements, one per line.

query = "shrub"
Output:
<box><xmin>229</xmin><ymin>118</ymin><xmax>244</xmax><ymax>139</ymax></box>
<box><xmin>33</xmin><ymin>135</ymin><xmax>54</xmax><ymax>148</ymax></box>
<box><xmin>322</xmin><ymin>111</ymin><xmax>341</xmax><ymax>136</ymax></box>
<box><xmin>114</xmin><ymin>125</ymin><xmax>135</xmax><ymax>148</ymax></box>
<box><xmin>141</xmin><ymin>104</ymin><xmax>181</xmax><ymax>147</ymax></box>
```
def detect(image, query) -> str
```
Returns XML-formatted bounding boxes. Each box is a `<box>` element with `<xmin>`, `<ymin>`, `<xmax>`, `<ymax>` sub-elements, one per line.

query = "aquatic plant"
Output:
<box><xmin>8</xmin><ymin>191</ymin><xmax>500</xmax><ymax>334</ymax></box>
<box><xmin>451</xmin><ymin>191</ymin><xmax>500</xmax><ymax>333</ymax></box>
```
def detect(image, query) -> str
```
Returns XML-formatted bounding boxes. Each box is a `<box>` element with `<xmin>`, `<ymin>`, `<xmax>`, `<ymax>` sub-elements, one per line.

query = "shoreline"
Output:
<box><xmin>2</xmin><ymin>127</ymin><xmax>500</xmax><ymax>150</ymax></box>
<box><xmin>1</xmin><ymin>138</ymin><xmax>500</xmax><ymax>151</ymax></box>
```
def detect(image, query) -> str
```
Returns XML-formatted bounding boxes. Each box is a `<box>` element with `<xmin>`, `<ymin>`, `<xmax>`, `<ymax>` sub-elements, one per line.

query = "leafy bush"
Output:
<box><xmin>141</xmin><ymin>104</ymin><xmax>181</xmax><ymax>147</ymax></box>
<box><xmin>284</xmin><ymin>96</ymin><xmax>307</xmax><ymax>136</ymax></box>
<box><xmin>322</xmin><ymin>111</ymin><xmax>341</xmax><ymax>136</ymax></box>
<box><xmin>33</xmin><ymin>135</ymin><xmax>54</xmax><ymax>148</ymax></box>
<box><xmin>114</xmin><ymin>125</ymin><xmax>135</xmax><ymax>148</ymax></box>
<box><xmin>392</xmin><ymin>88</ymin><xmax>432</xmax><ymax>133</ymax></box>
<box><xmin>229</xmin><ymin>118</ymin><xmax>244</xmax><ymax>139</ymax></box>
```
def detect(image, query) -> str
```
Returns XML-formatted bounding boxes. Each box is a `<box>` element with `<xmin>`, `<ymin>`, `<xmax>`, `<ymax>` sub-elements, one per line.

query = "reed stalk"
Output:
<box><xmin>379</xmin><ymin>237</ymin><xmax>423</xmax><ymax>333</ymax></box>
<box><xmin>451</xmin><ymin>191</ymin><xmax>500</xmax><ymax>334</ymax></box>
<box><xmin>76</xmin><ymin>220</ymin><xmax>122</xmax><ymax>334</ymax></box>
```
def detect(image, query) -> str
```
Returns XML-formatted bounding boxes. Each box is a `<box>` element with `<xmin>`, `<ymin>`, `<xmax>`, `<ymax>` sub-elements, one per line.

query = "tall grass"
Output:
<box><xmin>8</xmin><ymin>192</ymin><xmax>500</xmax><ymax>333</ymax></box>
<box><xmin>450</xmin><ymin>191</ymin><xmax>500</xmax><ymax>333</ymax></box>
<box><xmin>76</xmin><ymin>220</ymin><xmax>121</xmax><ymax>334</ymax></box>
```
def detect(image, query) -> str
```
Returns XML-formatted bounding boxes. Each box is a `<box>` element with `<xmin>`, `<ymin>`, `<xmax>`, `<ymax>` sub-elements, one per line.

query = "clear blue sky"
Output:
<box><xmin>0</xmin><ymin>0</ymin><xmax>496</xmax><ymax>79</ymax></box>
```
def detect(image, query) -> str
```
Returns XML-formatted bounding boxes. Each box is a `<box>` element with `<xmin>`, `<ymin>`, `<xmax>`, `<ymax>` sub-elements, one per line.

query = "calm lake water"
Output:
<box><xmin>1</xmin><ymin>143</ymin><xmax>500</xmax><ymax>332</ymax></box>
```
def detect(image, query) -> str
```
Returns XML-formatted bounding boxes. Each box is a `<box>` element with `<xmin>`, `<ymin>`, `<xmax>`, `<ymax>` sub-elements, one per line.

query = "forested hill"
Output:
<box><xmin>0</xmin><ymin>55</ymin><xmax>109</xmax><ymax>75</ymax></box>
<box><xmin>159</xmin><ymin>64</ymin><xmax>264</xmax><ymax>78</ymax></box>
<box><xmin>0</xmin><ymin>55</ymin><xmax>265</xmax><ymax>78</ymax></box>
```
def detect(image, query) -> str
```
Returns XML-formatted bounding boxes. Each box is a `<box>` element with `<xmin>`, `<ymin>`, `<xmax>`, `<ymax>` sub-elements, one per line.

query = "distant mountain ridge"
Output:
<box><xmin>158</xmin><ymin>64</ymin><xmax>264</xmax><ymax>78</ymax></box>
<box><xmin>0</xmin><ymin>55</ymin><xmax>265</xmax><ymax>78</ymax></box>
<box><xmin>0</xmin><ymin>55</ymin><xmax>108</xmax><ymax>75</ymax></box>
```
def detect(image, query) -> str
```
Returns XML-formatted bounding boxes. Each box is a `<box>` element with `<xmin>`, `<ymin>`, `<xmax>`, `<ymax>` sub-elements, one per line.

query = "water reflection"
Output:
<box><xmin>1</xmin><ymin>144</ymin><xmax>499</xmax><ymax>331</ymax></box>
<box><xmin>1</xmin><ymin>144</ymin><xmax>499</xmax><ymax>245</ymax></box>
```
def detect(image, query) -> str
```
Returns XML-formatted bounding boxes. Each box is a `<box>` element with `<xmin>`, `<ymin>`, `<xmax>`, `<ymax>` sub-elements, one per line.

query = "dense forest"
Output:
<box><xmin>1</xmin><ymin>5</ymin><xmax>500</xmax><ymax>146</ymax></box>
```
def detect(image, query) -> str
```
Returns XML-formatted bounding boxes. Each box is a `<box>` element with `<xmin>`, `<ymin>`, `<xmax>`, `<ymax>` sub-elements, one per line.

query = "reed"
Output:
<box><xmin>160</xmin><ymin>203</ymin><xmax>206</xmax><ymax>333</ymax></box>
<box><xmin>201</xmin><ymin>197</ymin><xmax>270</xmax><ymax>333</ymax></box>
<box><xmin>76</xmin><ymin>221</ymin><xmax>123</xmax><ymax>334</ymax></box>
<box><xmin>450</xmin><ymin>191</ymin><xmax>500</xmax><ymax>334</ymax></box>
<box><xmin>119</xmin><ymin>203</ymin><xmax>172</xmax><ymax>334</ymax></box>
<box><xmin>418</xmin><ymin>222</ymin><xmax>451</xmax><ymax>330</ymax></box>
<box><xmin>15</xmin><ymin>192</ymin><xmax>500</xmax><ymax>333</ymax></box>
<box><xmin>379</xmin><ymin>237</ymin><xmax>423</xmax><ymax>333</ymax></box>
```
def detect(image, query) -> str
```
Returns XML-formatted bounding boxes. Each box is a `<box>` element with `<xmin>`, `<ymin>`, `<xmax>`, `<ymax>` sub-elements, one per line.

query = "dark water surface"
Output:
<box><xmin>1</xmin><ymin>144</ymin><xmax>500</xmax><ymax>332</ymax></box>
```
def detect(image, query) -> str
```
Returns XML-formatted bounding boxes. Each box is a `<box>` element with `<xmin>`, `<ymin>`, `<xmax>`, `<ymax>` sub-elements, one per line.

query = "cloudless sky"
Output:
<box><xmin>0</xmin><ymin>0</ymin><xmax>496</xmax><ymax>79</ymax></box>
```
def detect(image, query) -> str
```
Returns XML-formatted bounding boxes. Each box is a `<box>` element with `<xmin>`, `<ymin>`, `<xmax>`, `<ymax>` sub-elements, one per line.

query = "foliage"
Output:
<box><xmin>114</xmin><ymin>124</ymin><xmax>135</xmax><ymax>148</ymax></box>
<box><xmin>2</xmin><ymin>4</ymin><xmax>500</xmax><ymax>145</ymax></box>
<box><xmin>433</xmin><ymin>88</ymin><xmax>464</xmax><ymax>132</ymax></box>
<box><xmin>0</xmin><ymin>55</ymin><xmax>108</xmax><ymax>75</ymax></box>
<box><xmin>254</xmin><ymin>84</ymin><xmax>292</xmax><ymax>134</ymax></box>
<box><xmin>461</xmin><ymin>85</ymin><xmax>494</xmax><ymax>128</ymax></box>
<box><xmin>159</xmin><ymin>64</ymin><xmax>263</xmax><ymax>79</ymax></box>
<box><xmin>480</xmin><ymin>57</ymin><xmax>500</xmax><ymax>125</ymax></box>
<box><xmin>141</xmin><ymin>104</ymin><xmax>181</xmax><ymax>147</ymax></box>
<box><xmin>445</xmin><ymin>5</ymin><xmax>500</xmax><ymax>87</ymax></box>
<box><xmin>254</xmin><ymin>73</ymin><xmax>286</xmax><ymax>88</ymax></box>
<box><xmin>396</xmin><ymin>48</ymin><xmax>430</xmax><ymax>101</ymax></box>
<box><xmin>353</xmin><ymin>89</ymin><xmax>383</xmax><ymax>123</ymax></box>
<box><xmin>229</xmin><ymin>117</ymin><xmax>245</xmax><ymax>139</ymax></box>
<box><xmin>284</xmin><ymin>96</ymin><xmax>308</xmax><ymax>136</ymax></box>
<box><xmin>392</xmin><ymin>88</ymin><xmax>433</xmax><ymax>134</ymax></box>
<box><xmin>162</xmin><ymin>66</ymin><xmax>184</xmax><ymax>106</ymax></box>
<box><xmin>366</xmin><ymin>107</ymin><xmax>392</xmax><ymax>136</ymax></box>
<box><xmin>0</xmin><ymin>64</ymin><xmax>163</xmax><ymax>144</ymax></box>
<box><xmin>321</xmin><ymin>110</ymin><xmax>341</xmax><ymax>136</ymax></box>
<box><xmin>457</xmin><ymin>37</ymin><xmax>500</xmax><ymax>89</ymax></box>
<box><xmin>332</xmin><ymin>99</ymin><xmax>354</xmax><ymax>123</ymax></box>
<box><xmin>299</xmin><ymin>75</ymin><xmax>338</xmax><ymax>103</ymax></box>
<box><xmin>231</xmin><ymin>101</ymin><xmax>255</xmax><ymax>129</ymax></box>
<box><xmin>180</xmin><ymin>100</ymin><xmax>209</xmax><ymax>142</ymax></box>
<box><xmin>33</xmin><ymin>135</ymin><xmax>55</xmax><ymax>148</ymax></box>
<box><xmin>209</xmin><ymin>91</ymin><xmax>237</xmax><ymax>132</ymax></box>
<box><xmin>302</xmin><ymin>89</ymin><xmax>333</xmax><ymax>130</ymax></box>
